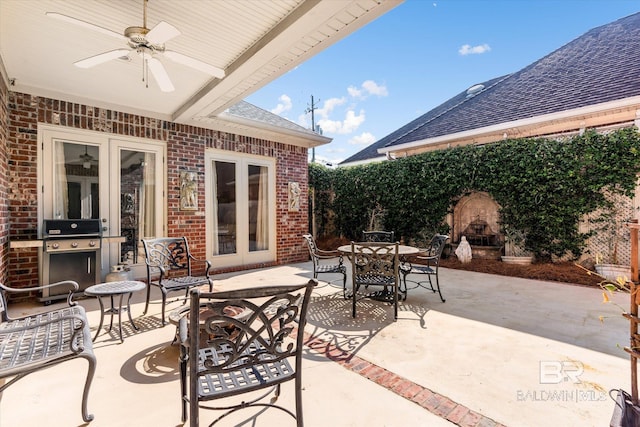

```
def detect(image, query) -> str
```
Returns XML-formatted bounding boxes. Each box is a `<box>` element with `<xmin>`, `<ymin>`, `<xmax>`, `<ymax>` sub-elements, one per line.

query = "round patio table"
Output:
<box><xmin>337</xmin><ymin>244</ymin><xmax>420</xmax><ymax>256</ymax></box>
<box><xmin>338</xmin><ymin>244</ymin><xmax>420</xmax><ymax>301</ymax></box>
<box><xmin>84</xmin><ymin>280</ymin><xmax>146</xmax><ymax>343</ymax></box>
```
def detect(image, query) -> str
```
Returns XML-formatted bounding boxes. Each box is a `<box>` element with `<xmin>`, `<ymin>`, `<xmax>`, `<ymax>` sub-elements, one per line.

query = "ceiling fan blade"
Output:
<box><xmin>147</xmin><ymin>57</ymin><xmax>175</xmax><ymax>92</ymax></box>
<box><xmin>74</xmin><ymin>49</ymin><xmax>131</xmax><ymax>68</ymax></box>
<box><xmin>163</xmin><ymin>51</ymin><xmax>225</xmax><ymax>79</ymax></box>
<box><xmin>46</xmin><ymin>12</ymin><xmax>126</xmax><ymax>41</ymax></box>
<box><xmin>146</xmin><ymin>21</ymin><xmax>180</xmax><ymax>45</ymax></box>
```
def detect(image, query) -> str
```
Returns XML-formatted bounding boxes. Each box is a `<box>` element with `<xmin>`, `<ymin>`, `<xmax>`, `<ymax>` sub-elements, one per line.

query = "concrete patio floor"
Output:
<box><xmin>0</xmin><ymin>261</ymin><xmax>630</xmax><ymax>427</ymax></box>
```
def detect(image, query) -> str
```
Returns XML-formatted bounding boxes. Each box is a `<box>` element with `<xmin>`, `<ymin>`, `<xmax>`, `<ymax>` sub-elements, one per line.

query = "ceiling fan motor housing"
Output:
<box><xmin>124</xmin><ymin>26</ymin><xmax>165</xmax><ymax>52</ymax></box>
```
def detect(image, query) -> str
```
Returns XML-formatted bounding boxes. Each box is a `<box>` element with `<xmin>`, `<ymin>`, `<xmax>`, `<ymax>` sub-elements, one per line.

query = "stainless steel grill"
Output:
<box><xmin>41</xmin><ymin>219</ymin><xmax>103</xmax><ymax>302</ymax></box>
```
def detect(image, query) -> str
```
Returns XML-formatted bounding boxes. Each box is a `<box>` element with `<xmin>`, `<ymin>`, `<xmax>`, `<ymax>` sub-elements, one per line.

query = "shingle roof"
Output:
<box><xmin>226</xmin><ymin>100</ymin><xmax>317</xmax><ymax>136</ymax></box>
<box><xmin>341</xmin><ymin>11</ymin><xmax>640</xmax><ymax>165</ymax></box>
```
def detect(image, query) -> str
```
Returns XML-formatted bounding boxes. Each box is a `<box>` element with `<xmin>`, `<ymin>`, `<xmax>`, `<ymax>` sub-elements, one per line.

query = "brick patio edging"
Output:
<box><xmin>303</xmin><ymin>331</ymin><xmax>507</xmax><ymax>427</ymax></box>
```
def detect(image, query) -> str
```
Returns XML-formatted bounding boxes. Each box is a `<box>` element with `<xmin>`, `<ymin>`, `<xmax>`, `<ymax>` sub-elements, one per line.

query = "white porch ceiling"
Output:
<box><xmin>0</xmin><ymin>0</ymin><xmax>401</xmax><ymax>129</ymax></box>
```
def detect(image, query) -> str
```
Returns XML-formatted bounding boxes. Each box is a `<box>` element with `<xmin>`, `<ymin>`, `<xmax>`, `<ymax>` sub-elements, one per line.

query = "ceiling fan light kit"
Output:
<box><xmin>47</xmin><ymin>0</ymin><xmax>225</xmax><ymax>92</ymax></box>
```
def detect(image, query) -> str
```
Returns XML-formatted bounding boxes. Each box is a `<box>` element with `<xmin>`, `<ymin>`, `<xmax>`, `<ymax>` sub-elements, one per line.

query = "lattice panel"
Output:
<box><xmin>583</xmin><ymin>191</ymin><xmax>636</xmax><ymax>266</ymax></box>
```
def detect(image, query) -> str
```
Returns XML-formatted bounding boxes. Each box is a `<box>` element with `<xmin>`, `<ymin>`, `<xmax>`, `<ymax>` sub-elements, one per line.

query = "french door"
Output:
<box><xmin>205</xmin><ymin>149</ymin><xmax>276</xmax><ymax>268</ymax></box>
<box><xmin>39</xmin><ymin>124</ymin><xmax>166</xmax><ymax>280</ymax></box>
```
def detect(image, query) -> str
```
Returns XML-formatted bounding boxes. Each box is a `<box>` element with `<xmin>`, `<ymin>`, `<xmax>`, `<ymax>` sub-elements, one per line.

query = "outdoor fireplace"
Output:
<box><xmin>462</xmin><ymin>217</ymin><xmax>497</xmax><ymax>246</ymax></box>
<box><xmin>452</xmin><ymin>192</ymin><xmax>503</xmax><ymax>259</ymax></box>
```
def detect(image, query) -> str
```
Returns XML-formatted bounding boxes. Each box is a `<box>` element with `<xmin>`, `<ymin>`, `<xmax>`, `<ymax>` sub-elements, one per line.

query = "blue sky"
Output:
<box><xmin>245</xmin><ymin>0</ymin><xmax>640</xmax><ymax>165</ymax></box>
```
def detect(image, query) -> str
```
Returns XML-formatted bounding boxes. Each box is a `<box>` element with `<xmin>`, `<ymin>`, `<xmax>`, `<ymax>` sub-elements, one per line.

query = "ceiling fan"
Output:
<box><xmin>79</xmin><ymin>146</ymin><xmax>97</xmax><ymax>169</ymax></box>
<box><xmin>46</xmin><ymin>0</ymin><xmax>225</xmax><ymax>92</ymax></box>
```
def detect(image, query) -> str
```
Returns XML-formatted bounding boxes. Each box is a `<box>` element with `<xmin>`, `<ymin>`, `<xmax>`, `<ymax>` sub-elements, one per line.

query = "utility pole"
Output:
<box><xmin>305</xmin><ymin>95</ymin><xmax>320</xmax><ymax>163</ymax></box>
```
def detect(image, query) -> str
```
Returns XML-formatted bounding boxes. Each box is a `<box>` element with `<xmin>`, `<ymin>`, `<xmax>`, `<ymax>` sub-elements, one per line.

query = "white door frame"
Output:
<box><xmin>205</xmin><ymin>149</ymin><xmax>276</xmax><ymax>268</ymax></box>
<box><xmin>38</xmin><ymin>124</ymin><xmax>166</xmax><ymax>280</ymax></box>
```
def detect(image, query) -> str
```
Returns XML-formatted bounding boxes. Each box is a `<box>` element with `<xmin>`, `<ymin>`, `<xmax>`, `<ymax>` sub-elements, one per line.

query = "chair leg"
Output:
<box><xmin>161</xmin><ymin>291</ymin><xmax>168</xmax><ymax>326</ymax></box>
<box><xmin>179</xmin><ymin>346</ymin><xmax>188</xmax><ymax>422</ymax></box>
<box><xmin>434</xmin><ymin>274</ymin><xmax>445</xmax><ymax>303</ymax></box>
<box><xmin>143</xmin><ymin>282</ymin><xmax>151</xmax><ymax>315</ymax></box>
<box><xmin>295</xmin><ymin>376</ymin><xmax>303</xmax><ymax>427</ymax></box>
<box><xmin>80</xmin><ymin>354</ymin><xmax>96</xmax><ymax>422</ymax></box>
<box><xmin>399</xmin><ymin>272</ymin><xmax>407</xmax><ymax>301</ymax></box>
<box><xmin>352</xmin><ymin>284</ymin><xmax>357</xmax><ymax>318</ymax></box>
<box><xmin>393</xmin><ymin>287</ymin><xmax>398</xmax><ymax>321</ymax></box>
<box><xmin>342</xmin><ymin>271</ymin><xmax>349</xmax><ymax>300</ymax></box>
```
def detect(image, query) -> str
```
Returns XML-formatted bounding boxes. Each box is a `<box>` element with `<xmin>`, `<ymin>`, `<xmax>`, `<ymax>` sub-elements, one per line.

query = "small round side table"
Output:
<box><xmin>84</xmin><ymin>280</ymin><xmax>146</xmax><ymax>343</ymax></box>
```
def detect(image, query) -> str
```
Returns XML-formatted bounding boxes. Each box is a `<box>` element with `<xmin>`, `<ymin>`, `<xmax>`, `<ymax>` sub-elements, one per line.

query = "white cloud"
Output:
<box><xmin>362</xmin><ymin>80</ymin><xmax>388</xmax><ymax>97</ymax></box>
<box><xmin>324</xmin><ymin>146</ymin><xmax>346</xmax><ymax>153</ymax></box>
<box><xmin>458</xmin><ymin>43</ymin><xmax>491</xmax><ymax>55</ymax></box>
<box><xmin>348</xmin><ymin>80</ymin><xmax>388</xmax><ymax>99</ymax></box>
<box><xmin>296</xmin><ymin>113</ymin><xmax>309</xmax><ymax>128</ymax></box>
<box><xmin>318</xmin><ymin>109</ymin><xmax>365</xmax><ymax>135</ymax></box>
<box><xmin>271</xmin><ymin>94</ymin><xmax>292</xmax><ymax>115</ymax></box>
<box><xmin>349</xmin><ymin>132</ymin><xmax>376</xmax><ymax>145</ymax></box>
<box><xmin>347</xmin><ymin>86</ymin><xmax>362</xmax><ymax>98</ymax></box>
<box><xmin>317</xmin><ymin>97</ymin><xmax>346</xmax><ymax>119</ymax></box>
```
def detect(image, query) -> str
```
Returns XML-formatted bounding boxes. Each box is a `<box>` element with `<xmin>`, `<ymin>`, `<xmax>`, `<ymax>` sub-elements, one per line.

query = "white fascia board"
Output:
<box><xmin>338</xmin><ymin>156</ymin><xmax>387</xmax><ymax>168</ymax></box>
<box><xmin>377</xmin><ymin>95</ymin><xmax>640</xmax><ymax>154</ymax></box>
<box><xmin>194</xmin><ymin>113</ymin><xmax>332</xmax><ymax>148</ymax></box>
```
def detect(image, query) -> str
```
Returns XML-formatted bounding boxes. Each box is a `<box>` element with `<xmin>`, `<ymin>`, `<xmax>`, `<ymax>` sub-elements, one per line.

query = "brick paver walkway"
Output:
<box><xmin>304</xmin><ymin>331</ymin><xmax>507</xmax><ymax>427</ymax></box>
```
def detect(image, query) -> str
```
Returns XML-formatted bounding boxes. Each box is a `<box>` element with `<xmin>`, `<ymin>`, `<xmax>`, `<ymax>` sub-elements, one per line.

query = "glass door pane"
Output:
<box><xmin>248</xmin><ymin>164</ymin><xmax>269</xmax><ymax>252</ymax></box>
<box><xmin>53</xmin><ymin>142</ymin><xmax>99</xmax><ymax>219</ymax></box>
<box><xmin>119</xmin><ymin>150</ymin><xmax>156</xmax><ymax>264</ymax></box>
<box><xmin>213</xmin><ymin>161</ymin><xmax>237</xmax><ymax>255</ymax></box>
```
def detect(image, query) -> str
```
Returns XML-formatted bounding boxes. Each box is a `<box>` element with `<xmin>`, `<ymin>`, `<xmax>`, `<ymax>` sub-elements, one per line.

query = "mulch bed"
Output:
<box><xmin>438</xmin><ymin>257</ymin><xmax>603</xmax><ymax>287</ymax></box>
<box><xmin>317</xmin><ymin>236</ymin><xmax>603</xmax><ymax>287</ymax></box>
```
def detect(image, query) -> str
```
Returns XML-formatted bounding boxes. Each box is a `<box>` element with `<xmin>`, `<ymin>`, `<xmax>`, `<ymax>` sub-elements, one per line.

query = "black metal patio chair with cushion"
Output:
<box><xmin>399</xmin><ymin>234</ymin><xmax>449</xmax><ymax>302</ymax></box>
<box><xmin>303</xmin><ymin>234</ymin><xmax>347</xmax><ymax>296</ymax></box>
<box><xmin>142</xmin><ymin>237</ymin><xmax>213</xmax><ymax>326</ymax></box>
<box><xmin>351</xmin><ymin>241</ymin><xmax>400</xmax><ymax>320</ymax></box>
<box><xmin>361</xmin><ymin>230</ymin><xmax>395</xmax><ymax>243</ymax></box>
<box><xmin>178</xmin><ymin>280</ymin><xmax>317</xmax><ymax>427</ymax></box>
<box><xmin>0</xmin><ymin>280</ymin><xmax>96</xmax><ymax>422</ymax></box>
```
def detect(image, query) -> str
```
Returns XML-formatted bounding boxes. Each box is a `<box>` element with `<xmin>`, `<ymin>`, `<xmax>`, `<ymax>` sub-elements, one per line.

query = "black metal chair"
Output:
<box><xmin>0</xmin><ymin>281</ymin><xmax>96</xmax><ymax>422</ymax></box>
<box><xmin>142</xmin><ymin>237</ymin><xmax>213</xmax><ymax>325</ymax></box>
<box><xmin>302</xmin><ymin>234</ymin><xmax>347</xmax><ymax>295</ymax></box>
<box><xmin>361</xmin><ymin>230</ymin><xmax>395</xmax><ymax>243</ymax></box>
<box><xmin>179</xmin><ymin>280</ymin><xmax>317</xmax><ymax>427</ymax></box>
<box><xmin>351</xmin><ymin>241</ymin><xmax>400</xmax><ymax>320</ymax></box>
<box><xmin>399</xmin><ymin>234</ymin><xmax>449</xmax><ymax>302</ymax></box>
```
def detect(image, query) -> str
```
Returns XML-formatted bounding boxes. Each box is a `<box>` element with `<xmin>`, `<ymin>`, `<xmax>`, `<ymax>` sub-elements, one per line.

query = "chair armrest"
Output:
<box><xmin>315</xmin><ymin>249</ymin><xmax>344</xmax><ymax>262</ymax></box>
<box><xmin>0</xmin><ymin>281</ymin><xmax>80</xmax><ymax>306</ymax></box>
<box><xmin>188</xmin><ymin>255</ymin><xmax>212</xmax><ymax>276</ymax></box>
<box><xmin>415</xmin><ymin>254</ymin><xmax>438</xmax><ymax>262</ymax></box>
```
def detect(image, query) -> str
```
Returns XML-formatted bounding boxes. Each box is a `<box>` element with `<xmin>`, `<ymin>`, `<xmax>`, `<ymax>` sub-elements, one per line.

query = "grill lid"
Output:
<box><xmin>43</xmin><ymin>219</ymin><xmax>102</xmax><ymax>238</ymax></box>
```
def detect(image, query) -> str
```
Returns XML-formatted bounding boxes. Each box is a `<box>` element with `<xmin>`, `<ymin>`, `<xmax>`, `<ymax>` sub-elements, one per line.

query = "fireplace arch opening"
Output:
<box><xmin>451</xmin><ymin>192</ymin><xmax>503</xmax><ymax>259</ymax></box>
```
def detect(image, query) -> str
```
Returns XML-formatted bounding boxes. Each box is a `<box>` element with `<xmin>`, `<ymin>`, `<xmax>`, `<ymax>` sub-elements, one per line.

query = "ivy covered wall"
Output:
<box><xmin>309</xmin><ymin>128</ymin><xmax>640</xmax><ymax>262</ymax></box>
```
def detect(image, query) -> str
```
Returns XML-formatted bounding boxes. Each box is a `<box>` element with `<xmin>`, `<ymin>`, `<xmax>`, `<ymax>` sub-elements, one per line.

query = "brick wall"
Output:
<box><xmin>5</xmin><ymin>92</ymin><xmax>309</xmax><ymax>289</ymax></box>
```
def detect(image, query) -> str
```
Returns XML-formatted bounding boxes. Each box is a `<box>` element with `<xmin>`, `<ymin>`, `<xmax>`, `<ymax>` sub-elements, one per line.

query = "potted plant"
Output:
<box><xmin>501</xmin><ymin>227</ymin><xmax>534</xmax><ymax>265</ymax></box>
